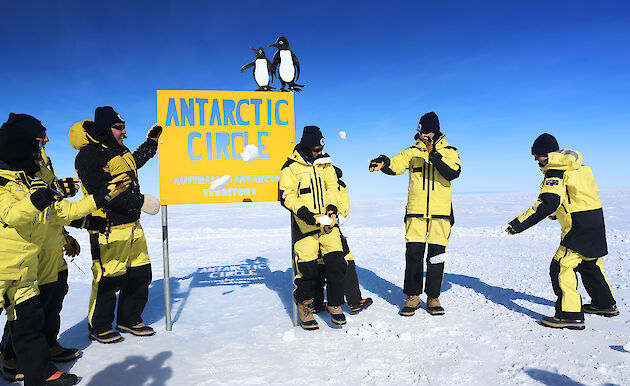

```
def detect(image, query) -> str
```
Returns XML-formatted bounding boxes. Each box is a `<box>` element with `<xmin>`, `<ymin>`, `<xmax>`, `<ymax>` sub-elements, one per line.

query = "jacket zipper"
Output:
<box><xmin>426</xmin><ymin>158</ymin><xmax>431</xmax><ymax>216</ymax></box>
<box><xmin>310</xmin><ymin>174</ymin><xmax>318</xmax><ymax>212</ymax></box>
<box><xmin>565</xmin><ymin>186</ymin><xmax>571</xmax><ymax>205</ymax></box>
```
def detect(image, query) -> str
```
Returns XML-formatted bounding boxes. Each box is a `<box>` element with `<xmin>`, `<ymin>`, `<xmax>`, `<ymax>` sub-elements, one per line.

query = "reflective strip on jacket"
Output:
<box><xmin>510</xmin><ymin>148</ymin><xmax>607</xmax><ymax>258</ymax></box>
<box><xmin>388</xmin><ymin>135</ymin><xmax>461</xmax><ymax>218</ymax></box>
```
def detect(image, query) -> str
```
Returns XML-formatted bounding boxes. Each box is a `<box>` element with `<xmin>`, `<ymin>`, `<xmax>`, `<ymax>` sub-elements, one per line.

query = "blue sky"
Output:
<box><xmin>1</xmin><ymin>1</ymin><xmax>629</xmax><ymax>201</ymax></box>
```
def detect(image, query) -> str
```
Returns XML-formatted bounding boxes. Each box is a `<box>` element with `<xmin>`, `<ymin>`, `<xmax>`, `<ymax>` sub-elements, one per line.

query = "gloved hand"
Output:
<box><xmin>369</xmin><ymin>155</ymin><xmax>390</xmax><ymax>172</ymax></box>
<box><xmin>29</xmin><ymin>177</ymin><xmax>64</xmax><ymax>210</ymax></box>
<box><xmin>296</xmin><ymin>206</ymin><xmax>317</xmax><ymax>226</ymax></box>
<box><xmin>93</xmin><ymin>174</ymin><xmax>132</xmax><ymax>208</ymax></box>
<box><xmin>147</xmin><ymin>124</ymin><xmax>162</xmax><ymax>142</ymax></box>
<box><xmin>421</xmin><ymin>136</ymin><xmax>434</xmax><ymax>153</ymax></box>
<box><xmin>54</xmin><ymin>178</ymin><xmax>81</xmax><ymax>198</ymax></box>
<box><xmin>505</xmin><ymin>225</ymin><xmax>517</xmax><ymax>235</ymax></box>
<box><xmin>548</xmin><ymin>211</ymin><xmax>557</xmax><ymax>220</ymax></box>
<box><xmin>63</xmin><ymin>235</ymin><xmax>81</xmax><ymax>257</ymax></box>
<box><xmin>86</xmin><ymin>216</ymin><xmax>112</xmax><ymax>234</ymax></box>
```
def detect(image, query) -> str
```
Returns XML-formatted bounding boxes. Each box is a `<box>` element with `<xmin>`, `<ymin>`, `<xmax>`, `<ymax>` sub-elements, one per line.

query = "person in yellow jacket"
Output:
<box><xmin>70</xmin><ymin>106</ymin><xmax>162</xmax><ymax>343</ymax></box>
<box><xmin>0</xmin><ymin>136</ymin><xmax>110</xmax><ymax>381</ymax></box>
<box><xmin>314</xmin><ymin>165</ymin><xmax>373</xmax><ymax>314</ymax></box>
<box><xmin>506</xmin><ymin>133</ymin><xmax>618</xmax><ymax>330</ymax></box>
<box><xmin>280</xmin><ymin>126</ymin><xmax>347</xmax><ymax>330</ymax></box>
<box><xmin>0</xmin><ymin>113</ymin><xmax>129</xmax><ymax>386</ymax></box>
<box><xmin>369</xmin><ymin>112</ymin><xmax>461</xmax><ymax>316</ymax></box>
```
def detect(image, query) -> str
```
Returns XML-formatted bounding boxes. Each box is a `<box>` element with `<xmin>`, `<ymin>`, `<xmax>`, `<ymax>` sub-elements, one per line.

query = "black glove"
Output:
<box><xmin>30</xmin><ymin>177</ymin><xmax>64</xmax><ymax>211</ymax></box>
<box><xmin>296</xmin><ymin>206</ymin><xmax>317</xmax><ymax>226</ymax></box>
<box><xmin>69</xmin><ymin>215</ymin><xmax>112</xmax><ymax>234</ymax></box>
<box><xmin>369</xmin><ymin>155</ymin><xmax>390</xmax><ymax>172</ymax></box>
<box><xmin>325</xmin><ymin>204</ymin><xmax>338</xmax><ymax>215</ymax></box>
<box><xmin>421</xmin><ymin>136</ymin><xmax>434</xmax><ymax>153</ymax></box>
<box><xmin>63</xmin><ymin>235</ymin><xmax>81</xmax><ymax>257</ymax></box>
<box><xmin>54</xmin><ymin>178</ymin><xmax>81</xmax><ymax>198</ymax></box>
<box><xmin>147</xmin><ymin>124</ymin><xmax>162</xmax><ymax>141</ymax></box>
<box><xmin>505</xmin><ymin>225</ymin><xmax>517</xmax><ymax>235</ymax></box>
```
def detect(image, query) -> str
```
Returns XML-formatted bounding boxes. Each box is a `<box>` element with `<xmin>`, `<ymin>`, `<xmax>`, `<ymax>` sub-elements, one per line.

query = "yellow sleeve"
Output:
<box><xmin>388</xmin><ymin>147</ymin><xmax>416</xmax><ymax>175</ymax></box>
<box><xmin>279</xmin><ymin>164</ymin><xmax>301</xmax><ymax>214</ymax></box>
<box><xmin>49</xmin><ymin>195</ymin><xmax>98</xmax><ymax>225</ymax></box>
<box><xmin>0</xmin><ymin>185</ymin><xmax>42</xmax><ymax>227</ymax></box>
<box><xmin>338</xmin><ymin>185</ymin><xmax>350</xmax><ymax>217</ymax></box>
<box><xmin>322</xmin><ymin>165</ymin><xmax>340</xmax><ymax>210</ymax></box>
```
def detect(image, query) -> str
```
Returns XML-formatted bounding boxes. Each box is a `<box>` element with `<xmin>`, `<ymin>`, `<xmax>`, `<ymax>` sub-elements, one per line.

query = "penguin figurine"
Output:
<box><xmin>241</xmin><ymin>45</ymin><xmax>274</xmax><ymax>91</ymax></box>
<box><xmin>269</xmin><ymin>36</ymin><xmax>305</xmax><ymax>92</ymax></box>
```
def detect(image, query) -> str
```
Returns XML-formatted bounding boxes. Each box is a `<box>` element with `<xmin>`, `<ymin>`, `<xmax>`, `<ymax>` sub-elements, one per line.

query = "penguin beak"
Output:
<box><xmin>269</xmin><ymin>43</ymin><xmax>277</xmax><ymax>48</ymax></box>
<box><xmin>249</xmin><ymin>45</ymin><xmax>257</xmax><ymax>54</ymax></box>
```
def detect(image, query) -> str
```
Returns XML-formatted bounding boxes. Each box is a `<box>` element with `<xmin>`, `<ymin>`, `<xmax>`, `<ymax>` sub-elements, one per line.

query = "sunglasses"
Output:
<box><xmin>111</xmin><ymin>124</ymin><xmax>125</xmax><ymax>131</ymax></box>
<box><xmin>312</xmin><ymin>146</ymin><xmax>323</xmax><ymax>152</ymax></box>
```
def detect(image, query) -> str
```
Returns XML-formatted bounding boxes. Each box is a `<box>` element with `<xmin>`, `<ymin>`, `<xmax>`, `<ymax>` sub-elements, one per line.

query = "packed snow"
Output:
<box><xmin>1</xmin><ymin>189</ymin><xmax>629</xmax><ymax>385</ymax></box>
<box><xmin>209</xmin><ymin>175</ymin><xmax>231</xmax><ymax>191</ymax></box>
<box><xmin>240</xmin><ymin>144</ymin><xmax>258</xmax><ymax>163</ymax></box>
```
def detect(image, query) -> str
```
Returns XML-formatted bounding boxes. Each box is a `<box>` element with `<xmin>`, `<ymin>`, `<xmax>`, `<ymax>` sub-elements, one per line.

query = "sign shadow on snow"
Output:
<box><xmin>354</xmin><ymin>266</ymin><xmax>554</xmax><ymax>320</ymax></box>
<box><xmin>86</xmin><ymin>351</ymin><xmax>172</xmax><ymax>386</ymax></box>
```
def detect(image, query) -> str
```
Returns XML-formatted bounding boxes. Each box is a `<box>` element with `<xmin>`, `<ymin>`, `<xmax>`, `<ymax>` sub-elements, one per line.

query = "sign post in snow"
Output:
<box><xmin>156</xmin><ymin>90</ymin><xmax>295</xmax><ymax>330</ymax></box>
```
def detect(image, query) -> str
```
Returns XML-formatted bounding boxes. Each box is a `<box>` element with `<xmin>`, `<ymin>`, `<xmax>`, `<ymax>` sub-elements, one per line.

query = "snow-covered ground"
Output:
<box><xmin>2</xmin><ymin>189</ymin><xmax>629</xmax><ymax>385</ymax></box>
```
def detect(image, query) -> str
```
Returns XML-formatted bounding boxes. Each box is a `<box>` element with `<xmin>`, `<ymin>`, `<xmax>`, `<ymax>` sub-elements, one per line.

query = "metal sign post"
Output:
<box><xmin>162</xmin><ymin>205</ymin><xmax>172</xmax><ymax>331</ymax></box>
<box><xmin>290</xmin><ymin>214</ymin><xmax>298</xmax><ymax>327</ymax></box>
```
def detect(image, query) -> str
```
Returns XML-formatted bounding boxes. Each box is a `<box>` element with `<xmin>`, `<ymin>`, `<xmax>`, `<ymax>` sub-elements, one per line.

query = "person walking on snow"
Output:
<box><xmin>279</xmin><ymin>126</ymin><xmax>347</xmax><ymax>330</ymax></box>
<box><xmin>369</xmin><ymin>112</ymin><xmax>461</xmax><ymax>316</ymax></box>
<box><xmin>70</xmin><ymin>106</ymin><xmax>162</xmax><ymax>343</ymax></box>
<box><xmin>506</xmin><ymin>133</ymin><xmax>618</xmax><ymax>330</ymax></box>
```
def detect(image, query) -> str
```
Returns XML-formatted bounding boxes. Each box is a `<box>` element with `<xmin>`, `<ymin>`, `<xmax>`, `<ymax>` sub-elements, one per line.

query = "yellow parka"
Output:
<box><xmin>387</xmin><ymin>135</ymin><xmax>461</xmax><ymax>219</ymax></box>
<box><xmin>510</xmin><ymin>149</ymin><xmax>607</xmax><ymax>258</ymax></box>
<box><xmin>0</xmin><ymin>166</ymin><xmax>97</xmax><ymax>281</ymax></box>
<box><xmin>279</xmin><ymin>148</ymin><xmax>340</xmax><ymax>234</ymax></box>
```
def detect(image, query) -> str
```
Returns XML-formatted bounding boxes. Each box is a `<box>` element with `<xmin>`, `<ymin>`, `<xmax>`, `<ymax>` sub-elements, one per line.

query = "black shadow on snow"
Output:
<box><xmin>524</xmin><ymin>368</ymin><xmax>585</xmax><ymax>386</ymax></box>
<box><xmin>441</xmin><ymin>273</ymin><xmax>555</xmax><ymax>320</ymax></box>
<box><xmin>86</xmin><ymin>351</ymin><xmax>172</xmax><ymax>386</ymax></box>
<box><xmin>354</xmin><ymin>266</ymin><xmax>553</xmax><ymax>320</ymax></box>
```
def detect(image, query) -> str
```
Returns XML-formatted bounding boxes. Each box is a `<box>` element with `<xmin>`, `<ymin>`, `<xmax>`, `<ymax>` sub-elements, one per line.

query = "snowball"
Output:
<box><xmin>240</xmin><ymin>144</ymin><xmax>258</xmax><ymax>162</ymax></box>
<box><xmin>338</xmin><ymin>131</ymin><xmax>346</xmax><ymax>139</ymax></box>
<box><xmin>315</xmin><ymin>215</ymin><xmax>334</xmax><ymax>226</ymax></box>
<box><xmin>210</xmin><ymin>174</ymin><xmax>231</xmax><ymax>191</ymax></box>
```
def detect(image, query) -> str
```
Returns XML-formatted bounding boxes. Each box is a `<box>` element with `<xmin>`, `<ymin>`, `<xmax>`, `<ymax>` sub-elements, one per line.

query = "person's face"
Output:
<box><xmin>312</xmin><ymin>145</ymin><xmax>323</xmax><ymax>158</ymax></box>
<box><xmin>534</xmin><ymin>154</ymin><xmax>548</xmax><ymax>167</ymax></box>
<box><xmin>34</xmin><ymin>131</ymin><xmax>49</xmax><ymax>164</ymax></box>
<box><xmin>111</xmin><ymin>123</ymin><xmax>127</xmax><ymax>145</ymax></box>
<box><xmin>420</xmin><ymin>131</ymin><xmax>435</xmax><ymax>141</ymax></box>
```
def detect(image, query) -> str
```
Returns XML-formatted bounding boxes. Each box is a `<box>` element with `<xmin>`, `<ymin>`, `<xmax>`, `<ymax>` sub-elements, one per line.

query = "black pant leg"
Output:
<box><xmin>11</xmin><ymin>296</ymin><xmax>57</xmax><ymax>386</ymax></box>
<box><xmin>549</xmin><ymin>259</ymin><xmax>564</xmax><ymax>317</ymax></box>
<box><xmin>425</xmin><ymin>244</ymin><xmax>446</xmax><ymax>298</ymax></box>
<box><xmin>39</xmin><ymin>269</ymin><xmax>68</xmax><ymax>348</ymax></box>
<box><xmin>403</xmin><ymin>242</ymin><xmax>426</xmax><ymax>296</ymax></box>
<box><xmin>0</xmin><ymin>320</ymin><xmax>15</xmax><ymax>359</ymax></box>
<box><xmin>344</xmin><ymin>260</ymin><xmax>362</xmax><ymax>305</ymax></box>
<box><xmin>313</xmin><ymin>259</ymin><xmax>326</xmax><ymax>307</ymax></box>
<box><xmin>293</xmin><ymin>260</ymin><xmax>319</xmax><ymax>303</ymax></box>
<box><xmin>117</xmin><ymin>264</ymin><xmax>152</xmax><ymax>327</ymax></box>
<box><xmin>576</xmin><ymin>258</ymin><xmax>616</xmax><ymax>308</ymax></box>
<box><xmin>323</xmin><ymin>250</ymin><xmax>347</xmax><ymax>307</ymax></box>
<box><xmin>90</xmin><ymin>275</ymin><xmax>122</xmax><ymax>334</ymax></box>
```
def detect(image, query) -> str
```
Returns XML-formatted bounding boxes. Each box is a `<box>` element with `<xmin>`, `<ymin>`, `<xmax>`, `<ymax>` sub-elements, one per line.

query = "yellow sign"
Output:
<box><xmin>157</xmin><ymin>90</ymin><xmax>295</xmax><ymax>205</ymax></box>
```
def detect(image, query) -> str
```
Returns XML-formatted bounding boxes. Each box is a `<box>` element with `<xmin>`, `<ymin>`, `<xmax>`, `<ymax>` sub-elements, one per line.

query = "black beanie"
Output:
<box><xmin>531</xmin><ymin>133</ymin><xmax>559</xmax><ymax>155</ymax></box>
<box><xmin>93</xmin><ymin>106</ymin><xmax>124</xmax><ymax>138</ymax></box>
<box><xmin>300</xmin><ymin>125</ymin><xmax>325</xmax><ymax>149</ymax></box>
<box><xmin>418</xmin><ymin>112</ymin><xmax>441</xmax><ymax>135</ymax></box>
<box><xmin>0</xmin><ymin>113</ymin><xmax>46</xmax><ymax>173</ymax></box>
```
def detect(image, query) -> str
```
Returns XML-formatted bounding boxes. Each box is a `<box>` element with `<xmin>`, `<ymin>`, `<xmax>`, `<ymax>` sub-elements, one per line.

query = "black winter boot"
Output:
<box><xmin>582</xmin><ymin>304</ymin><xmax>619</xmax><ymax>317</ymax></box>
<box><xmin>45</xmin><ymin>371</ymin><xmax>78</xmax><ymax>385</ymax></box>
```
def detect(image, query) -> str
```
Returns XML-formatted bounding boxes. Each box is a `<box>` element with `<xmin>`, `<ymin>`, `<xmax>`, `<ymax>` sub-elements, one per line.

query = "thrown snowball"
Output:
<box><xmin>240</xmin><ymin>144</ymin><xmax>258</xmax><ymax>162</ymax></box>
<box><xmin>338</xmin><ymin>131</ymin><xmax>346</xmax><ymax>139</ymax></box>
<box><xmin>210</xmin><ymin>175</ymin><xmax>231</xmax><ymax>191</ymax></box>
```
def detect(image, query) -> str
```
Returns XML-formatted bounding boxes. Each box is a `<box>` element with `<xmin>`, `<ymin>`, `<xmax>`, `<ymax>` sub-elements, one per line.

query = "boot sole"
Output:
<box><xmin>117</xmin><ymin>325</ymin><xmax>156</xmax><ymax>336</ymax></box>
<box><xmin>540</xmin><ymin>320</ymin><xmax>585</xmax><ymax>330</ymax></box>
<box><xmin>299</xmin><ymin>322</ymin><xmax>319</xmax><ymax>331</ymax></box>
<box><xmin>89</xmin><ymin>333</ymin><xmax>124</xmax><ymax>344</ymax></box>
<box><xmin>52</xmin><ymin>351</ymin><xmax>81</xmax><ymax>362</ymax></box>
<box><xmin>1</xmin><ymin>366</ymin><xmax>23</xmax><ymax>382</ymax></box>
<box><xmin>427</xmin><ymin>309</ymin><xmax>445</xmax><ymax>316</ymax></box>
<box><xmin>399</xmin><ymin>305</ymin><xmax>421</xmax><ymax>317</ymax></box>
<box><xmin>584</xmin><ymin>310</ymin><xmax>619</xmax><ymax>318</ymax></box>
<box><xmin>331</xmin><ymin>318</ymin><xmax>346</xmax><ymax>325</ymax></box>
